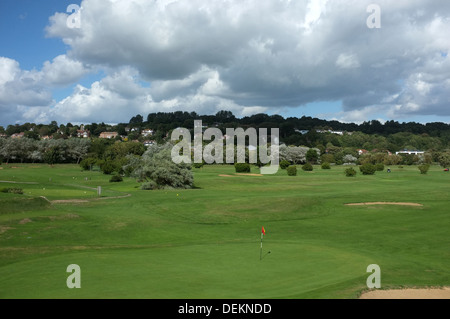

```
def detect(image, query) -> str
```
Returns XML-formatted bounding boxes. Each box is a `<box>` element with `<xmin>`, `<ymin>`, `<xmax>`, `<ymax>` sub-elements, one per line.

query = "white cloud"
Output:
<box><xmin>0</xmin><ymin>57</ymin><xmax>19</xmax><ymax>86</ymax></box>
<box><xmin>336</xmin><ymin>53</ymin><xmax>360</xmax><ymax>69</ymax></box>
<box><xmin>0</xmin><ymin>57</ymin><xmax>53</xmax><ymax>108</ymax></box>
<box><xmin>2</xmin><ymin>0</ymin><xmax>450</xmax><ymax>125</ymax></box>
<box><xmin>41</xmin><ymin>55</ymin><xmax>89</xmax><ymax>86</ymax></box>
<box><xmin>46</xmin><ymin>66</ymin><xmax>268</xmax><ymax>124</ymax></box>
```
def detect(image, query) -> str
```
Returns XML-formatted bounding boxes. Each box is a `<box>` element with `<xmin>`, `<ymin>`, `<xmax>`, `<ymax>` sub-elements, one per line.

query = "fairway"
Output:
<box><xmin>0</xmin><ymin>164</ymin><xmax>449</xmax><ymax>299</ymax></box>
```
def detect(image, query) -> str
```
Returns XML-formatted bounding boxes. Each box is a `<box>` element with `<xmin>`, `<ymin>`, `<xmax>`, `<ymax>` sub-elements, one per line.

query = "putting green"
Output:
<box><xmin>0</xmin><ymin>242</ymin><xmax>370</xmax><ymax>299</ymax></box>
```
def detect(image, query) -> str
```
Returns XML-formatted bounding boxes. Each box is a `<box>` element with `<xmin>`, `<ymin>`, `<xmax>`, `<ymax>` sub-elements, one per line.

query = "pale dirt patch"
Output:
<box><xmin>346</xmin><ymin>202</ymin><xmax>423</xmax><ymax>207</ymax></box>
<box><xmin>50</xmin><ymin>194</ymin><xmax>131</xmax><ymax>205</ymax></box>
<box><xmin>48</xmin><ymin>213</ymin><xmax>80</xmax><ymax>221</ymax></box>
<box><xmin>0</xmin><ymin>226</ymin><xmax>15</xmax><ymax>234</ymax></box>
<box><xmin>360</xmin><ymin>287</ymin><xmax>450</xmax><ymax>299</ymax></box>
<box><xmin>219</xmin><ymin>173</ymin><xmax>264</xmax><ymax>177</ymax></box>
<box><xmin>19</xmin><ymin>218</ymin><xmax>32</xmax><ymax>225</ymax></box>
<box><xmin>107</xmin><ymin>222</ymin><xmax>127</xmax><ymax>231</ymax></box>
<box><xmin>0</xmin><ymin>180</ymin><xmax>38</xmax><ymax>184</ymax></box>
<box><xmin>51</xmin><ymin>199</ymin><xmax>90</xmax><ymax>204</ymax></box>
<box><xmin>235</xmin><ymin>173</ymin><xmax>264</xmax><ymax>176</ymax></box>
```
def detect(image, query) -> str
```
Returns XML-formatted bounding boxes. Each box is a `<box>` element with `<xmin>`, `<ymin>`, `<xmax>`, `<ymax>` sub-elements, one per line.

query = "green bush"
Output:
<box><xmin>192</xmin><ymin>162</ymin><xmax>204</xmax><ymax>169</ymax></box>
<box><xmin>418</xmin><ymin>164</ymin><xmax>430</xmax><ymax>175</ymax></box>
<box><xmin>131</xmin><ymin>144</ymin><xmax>194</xmax><ymax>190</ymax></box>
<box><xmin>321</xmin><ymin>162</ymin><xmax>331</xmax><ymax>169</ymax></box>
<box><xmin>109</xmin><ymin>175</ymin><xmax>123</xmax><ymax>183</ymax></box>
<box><xmin>101</xmin><ymin>161</ymin><xmax>116</xmax><ymax>175</ymax></box>
<box><xmin>80</xmin><ymin>157</ymin><xmax>98</xmax><ymax>171</ymax></box>
<box><xmin>375</xmin><ymin>163</ymin><xmax>385</xmax><ymax>171</ymax></box>
<box><xmin>280</xmin><ymin>160</ymin><xmax>291</xmax><ymax>170</ymax></box>
<box><xmin>235</xmin><ymin>163</ymin><xmax>251</xmax><ymax>173</ymax></box>
<box><xmin>302</xmin><ymin>163</ymin><xmax>313</xmax><ymax>171</ymax></box>
<box><xmin>306</xmin><ymin>149</ymin><xmax>319</xmax><ymax>164</ymax></box>
<box><xmin>321</xmin><ymin>153</ymin><xmax>335</xmax><ymax>164</ymax></box>
<box><xmin>287</xmin><ymin>165</ymin><xmax>297</xmax><ymax>176</ymax></box>
<box><xmin>345</xmin><ymin>167</ymin><xmax>357</xmax><ymax>177</ymax></box>
<box><xmin>141</xmin><ymin>180</ymin><xmax>158</xmax><ymax>190</ymax></box>
<box><xmin>0</xmin><ymin>187</ymin><xmax>24</xmax><ymax>194</ymax></box>
<box><xmin>360</xmin><ymin>163</ymin><xmax>376</xmax><ymax>175</ymax></box>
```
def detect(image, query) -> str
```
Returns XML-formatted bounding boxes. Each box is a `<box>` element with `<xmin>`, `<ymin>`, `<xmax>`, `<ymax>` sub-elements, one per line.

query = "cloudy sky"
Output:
<box><xmin>0</xmin><ymin>0</ymin><xmax>449</xmax><ymax>127</ymax></box>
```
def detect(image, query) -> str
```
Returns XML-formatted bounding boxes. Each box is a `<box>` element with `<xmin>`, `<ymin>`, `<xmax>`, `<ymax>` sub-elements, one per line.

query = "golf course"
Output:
<box><xmin>0</xmin><ymin>163</ymin><xmax>449</xmax><ymax>299</ymax></box>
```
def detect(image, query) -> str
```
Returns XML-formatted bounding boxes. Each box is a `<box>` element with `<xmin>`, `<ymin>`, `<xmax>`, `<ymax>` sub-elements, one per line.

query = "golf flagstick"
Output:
<box><xmin>260</xmin><ymin>227</ymin><xmax>266</xmax><ymax>261</ymax></box>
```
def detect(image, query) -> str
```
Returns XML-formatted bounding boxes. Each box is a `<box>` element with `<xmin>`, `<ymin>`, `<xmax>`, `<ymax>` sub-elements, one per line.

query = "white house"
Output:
<box><xmin>395</xmin><ymin>150</ymin><xmax>425</xmax><ymax>155</ymax></box>
<box><xmin>141</xmin><ymin>129</ymin><xmax>154</xmax><ymax>137</ymax></box>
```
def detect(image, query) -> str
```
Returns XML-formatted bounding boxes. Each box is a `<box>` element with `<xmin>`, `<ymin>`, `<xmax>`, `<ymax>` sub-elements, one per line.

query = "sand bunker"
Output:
<box><xmin>346</xmin><ymin>202</ymin><xmax>423</xmax><ymax>207</ymax></box>
<box><xmin>360</xmin><ymin>287</ymin><xmax>450</xmax><ymax>299</ymax></box>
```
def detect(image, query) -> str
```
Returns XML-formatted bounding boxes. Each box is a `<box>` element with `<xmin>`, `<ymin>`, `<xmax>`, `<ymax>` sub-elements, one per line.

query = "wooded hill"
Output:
<box><xmin>2</xmin><ymin>110</ymin><xmax>450</xmax><ymax>155</ymax></box>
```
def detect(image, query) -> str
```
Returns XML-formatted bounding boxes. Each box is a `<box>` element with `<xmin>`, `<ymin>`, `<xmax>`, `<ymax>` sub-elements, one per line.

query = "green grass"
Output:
<box><xmin>0</xmin><ymin>163</ymin><xmax>449</xmax><ymax>298</ymax></box>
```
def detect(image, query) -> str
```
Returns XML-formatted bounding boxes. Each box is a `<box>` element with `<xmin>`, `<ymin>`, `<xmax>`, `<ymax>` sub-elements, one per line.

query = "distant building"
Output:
<box><xmin>141</xmin><ymin>129</ymin><xmax>154</xmax><ymax>137</ymax></box>
<box><xmin>143</xmin><ymin>140</ymin><xmax>156</xmax><ymax>147</ymax></box>
<box><xmin>357</xmin><ymin>149</ymin><xmax>369</xmax><ymax>155</ymax></box>
<box><xmin>77</xmin><ymin>130</ymin><xmax>90</xmax><ymax>138</ymax></box>
<box><xmin>316</xmin><ymin>129</ymin><xmax>344</xmax><ymax>136</ymax></box>
<box><xmin>11</xmin><ymin>132</ymin><xmax>25</xmax><ymax>139</ymax></box>
<box><xmin>100</xmin><ymin>132</ymin><xmax>119</xmax><ymax>139</ymax></box>
<box><xmin>396</xmin><ymin>150</ymin><xmax>425</xmax><ymax>155</ymax></box>
<box><xmin>77</xmin><ymin>125</ymin><xmax>90</xmax><ymax>138</ymax></box>
<box><xmin>125</xmin><ymin>127</ymin><xmax>139</xmax><ymax>133</ymax></box>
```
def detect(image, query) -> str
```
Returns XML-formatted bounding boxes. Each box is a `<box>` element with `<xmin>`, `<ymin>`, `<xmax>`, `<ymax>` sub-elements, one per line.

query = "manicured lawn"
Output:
<box><xmin>0</xmin><ymin>163</ymin><xmax>449</xmax><ymax>298</ymax></box>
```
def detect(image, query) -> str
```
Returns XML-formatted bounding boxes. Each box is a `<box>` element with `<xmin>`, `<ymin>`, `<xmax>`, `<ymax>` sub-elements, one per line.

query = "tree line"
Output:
<box><xmin>2</xmin><ymin>111</ymin><xmax>450</xmax><ymax>146</ymax></box>
<box><xmin>2</xmin><ymin>110</ymin><xmax>450</xmax><ymax>167</ymax></box>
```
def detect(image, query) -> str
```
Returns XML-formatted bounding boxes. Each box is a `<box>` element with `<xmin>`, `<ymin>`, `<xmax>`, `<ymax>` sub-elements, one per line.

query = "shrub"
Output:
<box><xmin>342</xmin><ymin>154</ymin><xmax>357</xmax><ymax>164</ymax></box>
<box><xmin>100</xmin><ymin>160</ymin><xmax>116</xmax><ymax>175</ymax></box>
<box><xmin>280</xmin><ymin>160</ymin><xmax>291</xmax><ymax>170</ymax></box>
<box><xmin>134</xmin><ymin>144</ymin><xmax>194</xmax><ymax>190</ymax></box>
<box><xmin>141</xmin><ymin>180</ymin><xmax>158</xmax><ymax>190</ymax></box>
<box><xmin>438</xmin><ymin>152</ymin><xmax>450</xmax><ymax>167</ymax></box>
<box><xmin>375</xmin><ymin>163</ymin><xmax>385</xmax><ymax>171</ymax></box>
<box><xmin>306</xmin><ymin>149</ymin><xmax>319</xmax><ymax>164</ymax></box>
<box><xmin>235</xmin><ymin>163</ymin><xmax>251</xmax><ymax>173</ymax></box>
<box><xmin>360</xmin><ymin>163</ymin><xmax>376</xmax><ymax>175</ymax></box>
<box><xmin>109</xmin><ymin>175</ymin><xmax>123</xmax><ymax>183</ymax></box>
<box><xmin>321</xmin><ymin>153</ymin><xmax>335</xmax><ymax>164</ymax></box>
<box><xmin>321</xmin><ymin>162</ymin><xmax>331</xmax><ymax>169</ymax></box>
<box><xmin>0</xmin><ymin>187</ymin><xmax>23</xmax><ymax>194</ymax></box>
<box><xmin>80</xmin><ymin>157</ymin><xmax>97</xmax><ymax>171</ymax></box>
<box><xmin>345</xmin><ymin>167</ymin><xmax>357</xmax><ymax>177</ymax></box>
<box><xmin>287</xmin><ymin>165</ymin><xmax>297</xmax><ymax>176</ymax></box>
<box><xmin>418</xmin><ymin>164</ymin><xmax>430</xmax><ymax>175</ymax></box>
<box><xmin>302</xmin><ymin>163</ymin><xmax>313</xmax><ymax>171</ymax></box>
<box><xmin>192</xmin><ymin>162</ymin><xmax>204</xmax><ymax>169</ymax></box>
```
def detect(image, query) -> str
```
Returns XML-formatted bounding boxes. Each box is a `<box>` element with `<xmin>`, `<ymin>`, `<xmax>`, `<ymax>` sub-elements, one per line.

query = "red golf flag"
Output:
<box><xmin>262</xmin><ymin>226</ymin><xmax>266</xmax><ymax>236</ymax></box>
